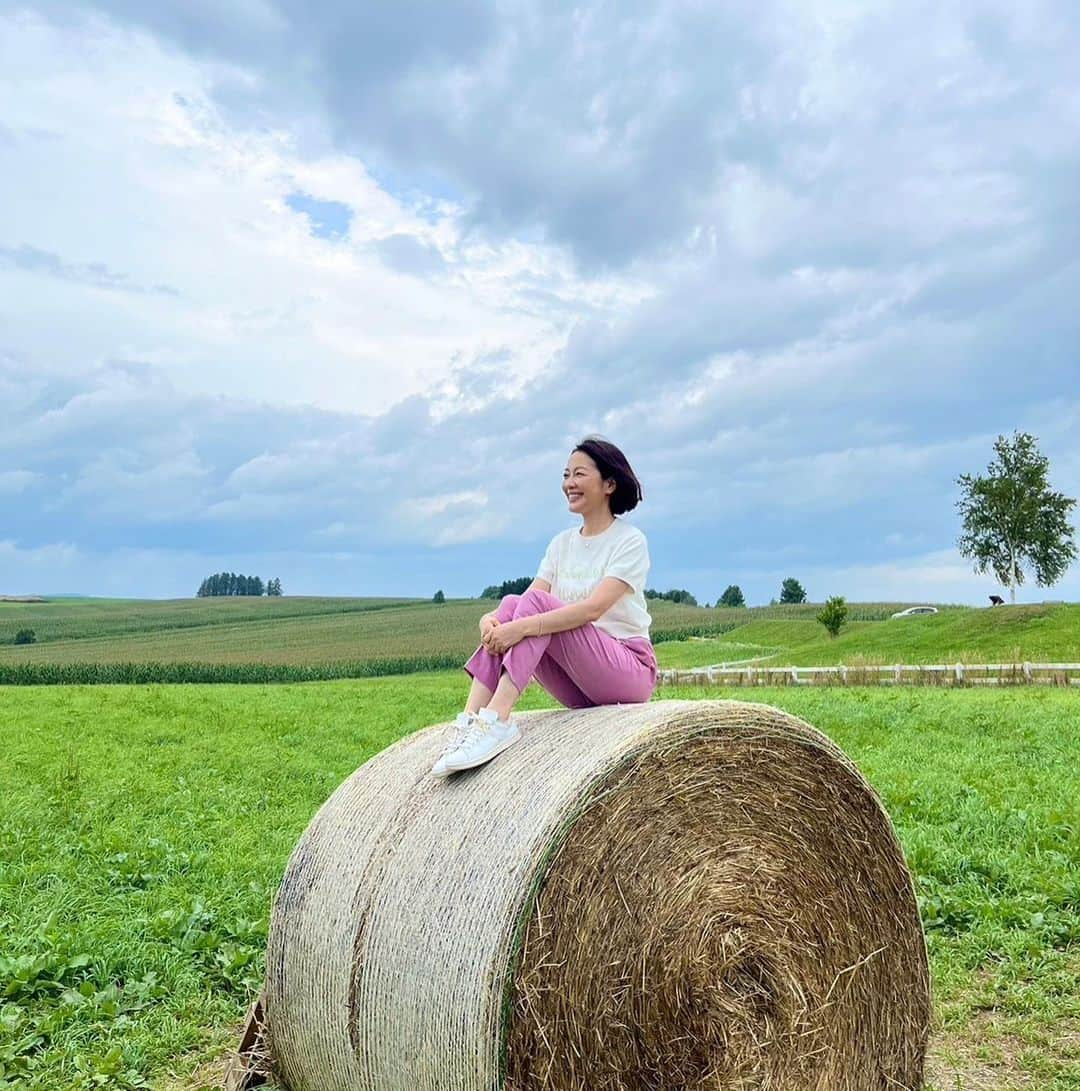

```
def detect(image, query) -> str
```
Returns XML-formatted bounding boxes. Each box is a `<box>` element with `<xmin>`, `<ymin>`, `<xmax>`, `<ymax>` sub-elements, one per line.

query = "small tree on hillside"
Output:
<box><xmin>817</xmin><ymin>595</ymin><xmax>848</xmax><ymax>638</ymax></box>
<box><xmin>780</xmin><ymin>577</ymin><xmax>807</xmax><ymax>604</ymax></box>
<box><xmin>14</xmin><ymin>629</ymin><xmax>36</xmax><ymax>645</ymax></box>
<box><xmin>956</xmin><ymin>432</ymin><xmax>1076</xmax><ymax>604</ymax></box>
<box><xmin>719</xmin><ymin>585</ymin><xmax>745</xmax><ymax>607</ymax></box>
<box><xmin>433</xmin><ymin>589</ymin><xmax>445</xmax><ymax>603</ymax></box>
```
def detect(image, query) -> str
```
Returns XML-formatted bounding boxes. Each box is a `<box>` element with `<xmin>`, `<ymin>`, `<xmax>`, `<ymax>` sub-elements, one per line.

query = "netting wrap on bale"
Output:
<box><xmin>264</xmin><ymin>699</ymin><xmax>930</xmax><ymax>1091</ymax></box>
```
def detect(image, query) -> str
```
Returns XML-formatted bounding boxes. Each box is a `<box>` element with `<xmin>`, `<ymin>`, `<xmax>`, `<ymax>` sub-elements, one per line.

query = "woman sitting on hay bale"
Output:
<box><xmin>433</xmin><ymin>436</ymin><xmax>656</xmax><ymax>778</ymax></box>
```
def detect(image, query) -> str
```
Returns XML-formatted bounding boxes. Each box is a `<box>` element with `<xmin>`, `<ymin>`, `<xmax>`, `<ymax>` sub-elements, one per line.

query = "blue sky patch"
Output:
<box><xmin>285</xmin><ymin>191</ymin><xmax>353</xmax><ymax>241</ymax></box>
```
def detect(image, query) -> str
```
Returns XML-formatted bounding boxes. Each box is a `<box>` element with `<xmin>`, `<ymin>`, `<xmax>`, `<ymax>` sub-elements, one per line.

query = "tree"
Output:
<box><xmin>956</xmin><ymin>432</ymin><xmax>1077</xmax><ymax>604</ymax></box>
<box><xmin>14</xmin><ymin>628</ymin><xmax>36</xmax><ymax>645</ymax></box>
<box><xmin>780</xmin><ymin>577</ymin><xmax>807</xmax><ymax>604</ymax></box>
<box><xmin>267</xmin><ymin>577</ymin><xmax>283</xmax><ymax>597</ymax></box>
<box><xmin>644</xmin><ymin>588</ymin><xmax>699</xmax><ymax>605</ymax></box>
<box><xmin>195</xmin><ymin>572</ymin><xmax>270</xmax><ymax>597</ymax></box>
<box><xmin>480</xmin><ymin>577</ymin><xmax>532</xmax><ymax>598</ymax></box>
<box><xmin>817</xmin><ymin>595</ymin><xmax>848</xmax><ymax>638</ymax></box>
<box><xmin>433</xmin><ymin>590</ymin><xmax>445</xmax><ymax>603</ymax></box>
<box><xmin>719</xmin><ymin>584</ymin><xmax>745</xmax><ymax>607</ymax></box>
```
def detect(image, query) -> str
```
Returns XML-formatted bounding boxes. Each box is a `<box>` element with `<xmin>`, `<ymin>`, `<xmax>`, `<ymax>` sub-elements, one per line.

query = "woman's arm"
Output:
<box><xmin>526</xmin><ymin>577</ymin><xmax>628</xmax><ymax>635</ymax></box>
<box><xmin>484</xmin><ymin>578</ymin><xmax>630</xmax><ymax>651</ymax></box>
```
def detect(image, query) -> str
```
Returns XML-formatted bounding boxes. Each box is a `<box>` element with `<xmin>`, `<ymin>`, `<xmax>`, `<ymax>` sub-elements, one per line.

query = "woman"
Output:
<box><xmin>432</xmin><ymin>436</ymin><xmax>657</xmax><ymax>778</ymax></box>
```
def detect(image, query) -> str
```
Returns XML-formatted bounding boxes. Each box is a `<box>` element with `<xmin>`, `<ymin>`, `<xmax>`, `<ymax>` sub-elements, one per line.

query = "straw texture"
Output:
<box><xmin>264</xmin><ymin>699</ymin><xmax>929</xmax><ymax>1091</ymax></box>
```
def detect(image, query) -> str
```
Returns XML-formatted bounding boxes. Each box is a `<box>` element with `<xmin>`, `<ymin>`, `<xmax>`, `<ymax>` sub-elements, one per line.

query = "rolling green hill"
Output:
<box><xmin>0</xmin><ymin>596</ymin><xmax>758</xmax><ymax>681</ymax></box>
<box><xmin>1</xmin><ymin>596</ymin><xmax>1076</xmax><ymax>683</ymax></box>
<box><xmin>0</xmin><ymin>595</ymin><xmax>415</xmax><ymax>644</ymax></box>
<box><xmin>654</xmin><ymin>603</ymin><xmax>1080</xmax><ymax>669</ymax></box>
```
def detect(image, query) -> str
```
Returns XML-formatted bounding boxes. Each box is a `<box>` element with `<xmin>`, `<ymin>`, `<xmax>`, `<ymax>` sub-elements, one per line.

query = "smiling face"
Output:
<box><xmin>563</xmin><ymin>450</ymin><xmax>615</xmax><ymax>518</ymax></box>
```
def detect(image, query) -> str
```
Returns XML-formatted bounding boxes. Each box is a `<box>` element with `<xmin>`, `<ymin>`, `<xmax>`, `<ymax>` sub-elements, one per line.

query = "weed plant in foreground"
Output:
<box><xmin>0</xmin><ymin>681</ymin><xmax>1076</xmax><ymax>1089</ymax></box>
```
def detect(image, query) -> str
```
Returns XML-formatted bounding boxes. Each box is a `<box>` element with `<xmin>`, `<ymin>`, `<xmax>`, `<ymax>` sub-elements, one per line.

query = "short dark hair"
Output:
<box><xmin>572</xmin><ymin>436</ymin><xmax>643</xmax><ymax>516</ymax></box>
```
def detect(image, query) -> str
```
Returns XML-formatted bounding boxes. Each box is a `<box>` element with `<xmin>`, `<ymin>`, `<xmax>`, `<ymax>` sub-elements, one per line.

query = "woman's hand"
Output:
<box><xmin>479</xmin><ymin>612</ymin><xmax>500</xmax><ymax>642</ymax></box>
<box><xmin>482</xmin><ymin>618</ymin><xmax>530</xmax><ymax>654</ymax></box>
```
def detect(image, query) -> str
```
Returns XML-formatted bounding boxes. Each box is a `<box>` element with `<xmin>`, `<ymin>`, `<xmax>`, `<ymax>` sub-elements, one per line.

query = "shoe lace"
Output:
<box><xmin>456</xmin><ymin>717</ymin><xmax>493</xmax><ymax>750</ymax></box>
<box><xmin>440</xmin><ymin>712</ymin><xmax>484</xmax><ymax>756</ymax></box>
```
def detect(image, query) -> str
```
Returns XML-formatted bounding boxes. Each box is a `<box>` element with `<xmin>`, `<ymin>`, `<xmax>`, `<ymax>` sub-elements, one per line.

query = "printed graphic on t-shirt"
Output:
<box><xmin>555</xmin><ymin>559</ymin><xmax>608</xmax><ymax>603</ymax></box>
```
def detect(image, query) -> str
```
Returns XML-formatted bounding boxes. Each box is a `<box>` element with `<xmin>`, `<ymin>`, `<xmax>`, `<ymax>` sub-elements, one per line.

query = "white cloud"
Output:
<box><xmin>0</xmin><ymin>11</ymin><xmax>630</xmax><ymax>415</ymax></box>
<box><xmin>3</xmin><ymin>3</ymin><xmax>1078</xmax><ymax>602</ymax></box>
<box><xmin>0</xmin><ymin>540</ymin><xmax>81</xmax><ymax>591</ymax></box>
<box><xmin>394</xmin><ymin>489</ymin><xmax>506</xmax><ymax>546</ymax></box>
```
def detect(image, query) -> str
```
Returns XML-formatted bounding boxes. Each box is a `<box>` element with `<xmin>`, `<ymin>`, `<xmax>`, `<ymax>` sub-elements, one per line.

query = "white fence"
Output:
<box><xmin>658</xmin><ymin>662</ymin><xmax>1080</xmax><ymax>687</ymax></box>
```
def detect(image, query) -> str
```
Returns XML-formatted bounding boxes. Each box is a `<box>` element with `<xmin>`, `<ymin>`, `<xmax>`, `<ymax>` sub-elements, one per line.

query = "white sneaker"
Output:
<box><xmin>431</xmin><ymin>712</ymin><xmax>477</xmax><ymax>779</ymax></box>
<box><xmin>436</xmin><ymin>707</ymin><xmax>521</xmax><ymax>776</ymax></box>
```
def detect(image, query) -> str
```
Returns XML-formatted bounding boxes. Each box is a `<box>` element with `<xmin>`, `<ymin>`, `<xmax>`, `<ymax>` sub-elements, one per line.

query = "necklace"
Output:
<box><xmin>580</xmin><ymin>519</ymin><xmax>614</xmax><ymax>546</ymax></box>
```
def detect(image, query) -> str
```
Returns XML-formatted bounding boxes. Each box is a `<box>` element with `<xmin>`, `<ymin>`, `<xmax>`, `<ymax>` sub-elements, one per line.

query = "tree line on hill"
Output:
<box><xmin>479</xmin><ymin>577</ymin><xmax>809</xmax><ymax>609</ymax></box>
<box><xmin>645</xmin><ymin>588</ymin><xmax>699</xmax><ymax>605</ymax></box>
<box><xmin>196</xmin><ymin>573</ymin><xmax>283</xmax><ymax>597</ymax></box>
<box><xmin>480</xmin><ymin>578</ymin><xmax>534</xmax><ymax>598</ymax></box>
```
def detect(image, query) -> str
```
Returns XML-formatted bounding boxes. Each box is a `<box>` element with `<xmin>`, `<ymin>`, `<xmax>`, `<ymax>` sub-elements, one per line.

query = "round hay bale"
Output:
<box><xmin>265</xmin><ymin>699</ymin><xmax>929</xmax><ymax>1091</ymax></box>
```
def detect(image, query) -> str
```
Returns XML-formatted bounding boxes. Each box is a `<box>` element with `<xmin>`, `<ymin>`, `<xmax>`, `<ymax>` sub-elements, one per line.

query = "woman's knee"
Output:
<box><xmin>513</xmin><ymin>587</ymin><xmax>562</xmax><ymax>615</ymax></box>
<box><xmin>495</xmin><ymin>594</ymin><xmax>521</xmax><ymax>620</ymax></box>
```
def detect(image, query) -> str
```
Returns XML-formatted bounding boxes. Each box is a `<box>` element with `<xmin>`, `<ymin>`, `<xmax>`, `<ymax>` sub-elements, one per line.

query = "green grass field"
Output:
<box><xmin>656</xmin><ymin>603</ymin><xmax>1080</xmax><ymax>669</ymax></box>
<box><xmin>0</xmin><ymin>596</ymin><xmax>418</xmax><ymax>646</ymax></box>
<box><xmin>1</xmin><ymin>679</ymin><xmax>1076</xmax><ymax>1089</ymax></box>
<box><xmin>2</xmin><ymin>598</ymin><xmax>1077</xmax><ymax>684</ymax></box>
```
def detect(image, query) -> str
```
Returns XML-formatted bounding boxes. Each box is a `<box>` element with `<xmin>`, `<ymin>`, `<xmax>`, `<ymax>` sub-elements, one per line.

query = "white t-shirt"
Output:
<box><xmin>536</xmin><ymin>518</ymin><xmax>652</xmax><ymax>641</ymax></box>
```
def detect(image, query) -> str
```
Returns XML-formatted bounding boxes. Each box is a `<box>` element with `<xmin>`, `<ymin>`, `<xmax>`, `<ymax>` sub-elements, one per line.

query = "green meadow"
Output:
<box><xmin>654</xmin><ymin>602</ymin><xmax>1080</xmax><ymax>669</ymax></box>
<box><xmin>1</xmin><ymin>600</ymin><xmax>1077</xmax><ymax>1087</ymax></box>
<box><xmin>2</xmin><ymin>598</ymin><xmax>1078</xmax><ymax>684</ymax></box>
<box><xmin>0</xmin><ymin>678</ymin><xmax>1077</xmax><ymax>1090</ymax></box>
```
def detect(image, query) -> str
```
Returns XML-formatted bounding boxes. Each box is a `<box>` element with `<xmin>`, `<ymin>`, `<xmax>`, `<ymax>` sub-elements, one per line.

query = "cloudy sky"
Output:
<box><xmin>3</xmin><ymin>0</ymin><xmax>1078</xmax><ymax>605</ymax></box>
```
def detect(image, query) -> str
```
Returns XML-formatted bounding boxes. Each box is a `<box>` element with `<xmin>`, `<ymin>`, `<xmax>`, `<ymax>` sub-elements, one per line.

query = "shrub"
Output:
<box><xmin>817</xmin><ymin>596</ymin><xmax>849</xmax><ymax>638</ymax></box>
<box><xmin>14</xmin><ymin>628</ymin><xmax>36</xmax><ymax>645</ymax></box>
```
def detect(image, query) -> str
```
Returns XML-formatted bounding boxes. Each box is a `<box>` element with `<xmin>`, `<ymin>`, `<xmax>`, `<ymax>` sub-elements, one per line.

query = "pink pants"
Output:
<box><xmin>464</xmin><ymin>589</ymin><xmax>658</xmax><ymax>708</ymax></box>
